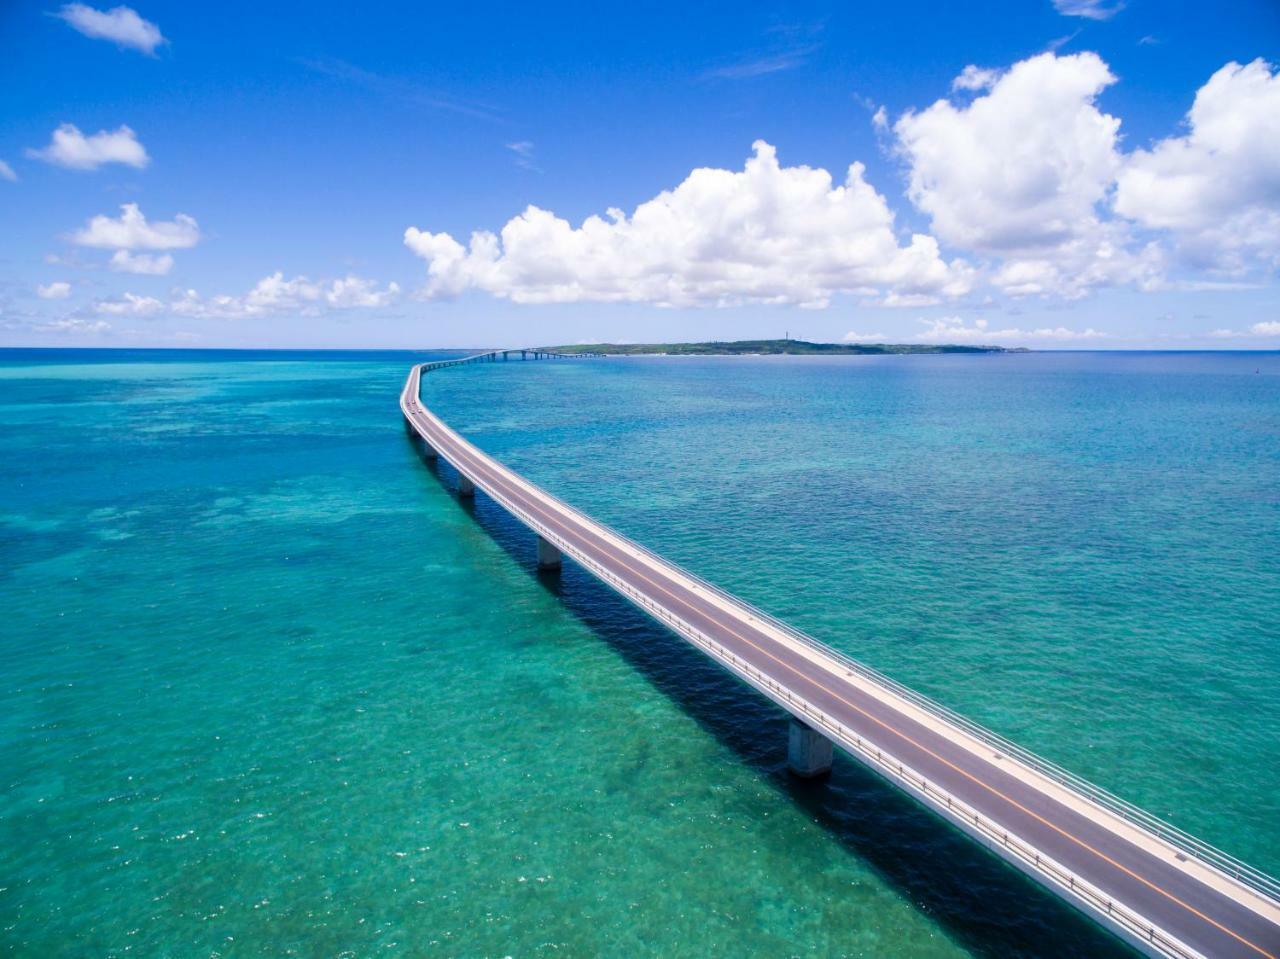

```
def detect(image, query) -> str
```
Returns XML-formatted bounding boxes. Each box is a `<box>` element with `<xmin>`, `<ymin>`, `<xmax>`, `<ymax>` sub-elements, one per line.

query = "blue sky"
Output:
<box><xmin>1</xmin><ymin>0</ymin><xmax>1277</xmax><ymax>348</ymax></box>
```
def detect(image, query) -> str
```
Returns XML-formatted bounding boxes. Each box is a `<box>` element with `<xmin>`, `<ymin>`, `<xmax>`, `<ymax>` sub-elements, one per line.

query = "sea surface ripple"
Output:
<box><xmin>2</xmin><ymin>348</ymin><xmax>1277</xmax><ymax>958</ymax></box>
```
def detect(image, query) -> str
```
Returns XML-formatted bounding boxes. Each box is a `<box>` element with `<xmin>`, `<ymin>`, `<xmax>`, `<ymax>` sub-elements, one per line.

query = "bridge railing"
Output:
<box><xmin>572</xmin><ymin>566</ymin><xmax>1205</xmax><ymax>959</ymax></box>
<box><xmin>411</xmin><ymin>358</ymin><xmax>1280</xmax><ymax>906</ymax></box>
<box><xmin>444</xmin><ymin>469</ymin><xmax>1204</xmax><ymax>959</ymax></box>
<box><xmin>577</xmin><ymin>504</ymin><xmax>1280</xmax><ymax>904</ymax></box>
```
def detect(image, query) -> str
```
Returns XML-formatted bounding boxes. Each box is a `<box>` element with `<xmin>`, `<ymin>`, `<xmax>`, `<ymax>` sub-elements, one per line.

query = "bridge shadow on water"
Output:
<box><xmin>410</xmin><ymin>438</ymin><xmax>1133</xmax><ymax>959</ymax></box>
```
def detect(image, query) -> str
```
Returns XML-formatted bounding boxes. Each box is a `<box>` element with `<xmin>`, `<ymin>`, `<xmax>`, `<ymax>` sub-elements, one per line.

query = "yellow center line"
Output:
<box><xmin>407</xmin><ymin>384</ymin><xmax>1276</xmax><ymax>959</ymax></box>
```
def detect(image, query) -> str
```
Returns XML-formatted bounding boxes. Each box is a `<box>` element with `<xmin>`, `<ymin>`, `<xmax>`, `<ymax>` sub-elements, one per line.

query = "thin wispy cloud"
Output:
<box><xmin>702</xmin><ymin>44</ymin><xmax>820</xmax><ymax>80</ymax></box>
<box><xmin>1174</xmin><ymin>280</ymin><xmax>1265</xmax><ymax>292</ymax></box>
<box><xmin>506</xmin><ymin>141</ymin><xmax>541</xmax><ymax>172</ymax></box>
<box><xmin>1053</xmin><ymin>0</ymin><xmax>1124</xmax><ymax>20</ymax></box>
<box><xmin>299</xmin><ymin>57</ymin><xmax>502</xmax><ymax>122</ymax></box>
<box><xmin>0</xmin><ymin>160</ymin><xmax>17</xmax><ymax>182</ymax></box>
<box><xmin>702</xmin><ymin>22</ymin><xmax>823</xmax><ymax>80</ymax></box>
<box><xmin>1046</xmin><ymin>29</ymin><xmax>1083</xmax><ymax>52</ymax></box>
<box><xmin>35</xmin><ymin>317</ymin><xmax>111</xmax><ymax>335</ymax></box>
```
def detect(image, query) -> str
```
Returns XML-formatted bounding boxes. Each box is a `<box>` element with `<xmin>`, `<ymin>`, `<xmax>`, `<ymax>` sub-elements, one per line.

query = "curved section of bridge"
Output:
<box><xmin>401</xmin><ymin>351</ymin><xmax>1280</xmax><ymax>959</ymax></box>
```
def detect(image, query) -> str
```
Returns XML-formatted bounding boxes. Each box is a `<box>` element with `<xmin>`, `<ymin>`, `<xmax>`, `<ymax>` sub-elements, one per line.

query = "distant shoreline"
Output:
<box><xmin>544</xmin><ymin>338</ymin><xmax>1022</xmax><ymax>356</ymax></box>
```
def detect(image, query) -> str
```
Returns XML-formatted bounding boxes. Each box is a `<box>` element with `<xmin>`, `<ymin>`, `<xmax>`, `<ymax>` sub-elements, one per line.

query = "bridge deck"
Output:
<box><xmin>401</xmin><ymin>358</ymin><xmax>1280</xmax><ymax>959</ymax></box>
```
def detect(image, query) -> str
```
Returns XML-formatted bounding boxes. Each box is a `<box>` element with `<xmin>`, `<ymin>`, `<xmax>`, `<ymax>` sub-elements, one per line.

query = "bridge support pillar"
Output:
<box><xmin>419</xmin><ymin>436</ymin><xmax>438</xmax><ymax>460</ymax></box>
<box><xmin>787</xmin><ymin>720</ymin><xmax>833</xmax><ymax>779</ymax></box>
<box><xmin>457</xmin><ymin>474</ymin><xmax>476</xmax><ymax>498</ymax></box>
<box><xmin>537</xmin><ymin>535</ymin><xmax>562</xmax><ymax>570</ymax></box>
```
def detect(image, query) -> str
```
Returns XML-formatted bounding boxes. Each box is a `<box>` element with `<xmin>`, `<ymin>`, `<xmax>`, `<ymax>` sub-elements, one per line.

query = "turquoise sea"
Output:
<box><xmin>2</xmin><ymin>348</ymin><xmax>1278</xmax><ymax>958</ymax></box>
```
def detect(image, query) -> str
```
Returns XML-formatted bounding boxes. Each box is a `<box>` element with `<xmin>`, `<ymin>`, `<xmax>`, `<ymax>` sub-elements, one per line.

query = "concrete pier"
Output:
<box><xmin>458</xmin><ymin>474</ymin><xmax>476</xmax><ymax>498</ymax></box>
<box><xmin>787</xmin><ymin>719</ymin><xmax>833</xmax><ymax>778</ymax></box>
<box><xmin>537</xmin><ymin>535</ymin><xmax>562</xmax><ymax>570</ymax></box>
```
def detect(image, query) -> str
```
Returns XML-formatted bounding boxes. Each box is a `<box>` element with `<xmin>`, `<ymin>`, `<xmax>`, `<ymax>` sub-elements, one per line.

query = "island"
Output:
<box><xmin>542</xmin><ymin>338</ymin><xmax>1019</xmax><ymax>356</ymax></box>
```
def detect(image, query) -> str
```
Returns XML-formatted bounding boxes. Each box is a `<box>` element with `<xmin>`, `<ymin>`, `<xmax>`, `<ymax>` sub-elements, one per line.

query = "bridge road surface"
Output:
<box><xmin>401</xmin><ymin>358</ymin><xmax>1280</xmax><ymax>959</ymax></box>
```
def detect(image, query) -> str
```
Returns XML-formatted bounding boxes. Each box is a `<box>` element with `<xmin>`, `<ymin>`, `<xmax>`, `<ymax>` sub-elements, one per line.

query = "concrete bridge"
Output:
<box><xmin>401</xmin><ymin>351</ymin><xmax>1280</xmax><ymax>959</ymax></box>
<box><xmin>435</xmin><ymin>347</ymin><xmax>604</xmax><ymax>363</ymax></box>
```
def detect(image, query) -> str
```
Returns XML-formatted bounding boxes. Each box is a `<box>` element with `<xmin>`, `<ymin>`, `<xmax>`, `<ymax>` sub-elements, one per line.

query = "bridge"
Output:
<box><xmin>401</xmin><ymin>351</ymin><xmax>1280</xmax><ymax>959</ymax></box>
<box><xmin>436</xmin><ymin>347</ymin><xmax>605</xmax><ymax>363</ymax></box>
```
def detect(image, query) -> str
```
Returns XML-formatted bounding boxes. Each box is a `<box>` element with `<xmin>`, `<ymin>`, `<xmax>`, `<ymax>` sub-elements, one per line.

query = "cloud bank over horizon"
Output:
<box><xmin>403</xmin><ymin>52</ymin><xmax>1279</xmax><ymax>326</ymax></box>
<box><xmin>85</xmin><ymin>272</ymin><xmax>400</xmax><ymax>321</ymax></box>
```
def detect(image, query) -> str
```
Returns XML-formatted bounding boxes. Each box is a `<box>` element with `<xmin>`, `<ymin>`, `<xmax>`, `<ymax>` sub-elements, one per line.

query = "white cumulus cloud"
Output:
<box><xmin>1207</xmin><ymin>321</ymin><xmax>1280</xmax><ymax>338</ymax></box>
<box><xmin>1115</xmin><ymin>59</ymin><xmax>1280</xmax><ymax>275</ymax></box>
<box><xmin>172</xmin><ymin>273</ymin><xmax>321</xmax><ymax>318</ymax></box>
<box><xmin>72</xmin><ymin>203</ymin><xmax>200</xmax><ymax>250</ymax></box>
<box><xmin>27</xmin><ymin>123</ymin><xmax>148</xmax><ymax>170</ymax></box>
<box><xmin>38</xmin><ymin>282</ymin><xmax>72</xmax><ymax>299</ymax></box>
<box><xmin>897</xmin><ymin>53</ymin><xmax>1119</xmax><ymax>253</ymax></box>
<box><xmin>110</xmin><ymin>250</ymin><xmax>173</xmax><ymax>275</ymax></box>
<box><xmin>405</xmin><ymin>140</ymin><xmax>971</xmax><ymax>308</ymax></box>
<box><xmin>56</xmin><ymin>4</ymin><xmax>165</xmax><ymax>55</ymax></box>
<box><xmin>326</xmin><ymin>275</ymin><xmax>401</xmax><ymax>308</ymax></box>
<box><xmin>842</xmin><ymin>329</ymin><xmax>888</xmax><ymax>342</ymax></box>
<box><xmin>37</xmin><ymin>317</ymin><xmax>111</xmax><ymax>335</ymax></box>
<box><xmin>94</xmin><ymin>292</ymin><xmax>164</xmax><ymax>316</ymax></box>
<box><xmin>895</xmin><ymin>53</ymin><xmax>1161</xmax><ymax>298</ymax></box>
<box><xmin>171</xmin><ymin>272</ymin><xmax>400</xmax><ymax>318</ymax></box>
<box><xmin>913</xmin><ymin>316</ymin><xmax>1107</xmax><ymax>343</ymax></box>
<box><xmin>952</xmin><ymin>65</ymin><xmax>1000</xmax><ymax>92</ymax></box>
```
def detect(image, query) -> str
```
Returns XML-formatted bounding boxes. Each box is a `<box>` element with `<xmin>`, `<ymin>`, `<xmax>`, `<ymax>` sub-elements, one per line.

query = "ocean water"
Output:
<box><xmin>1</xmin><ymin>348</ymin><xmax>1277</xmax><ymax>958</ymax></box>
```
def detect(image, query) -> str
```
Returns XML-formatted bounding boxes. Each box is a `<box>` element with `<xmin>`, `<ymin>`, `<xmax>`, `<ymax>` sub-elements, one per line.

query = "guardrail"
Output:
<box><xmin>404</xmin><ymin>383</ymin><xmax>1205</xmax><ymax>957</ymax></box>
<box><xmin>407</xmin><ymin>355</ymin><xmax>1280</xmax><ymax>910</ymax></box>
<box><xmin>582</xmin><ymin>568</ymin><xmax>1206</xmax><ymax>959</ymax></box>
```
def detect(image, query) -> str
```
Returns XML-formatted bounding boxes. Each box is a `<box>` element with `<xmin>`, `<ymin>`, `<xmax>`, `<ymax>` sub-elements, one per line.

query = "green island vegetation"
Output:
<box><xmin>545</xmin><ymin>339</ymin><xmax>1022</xmax><ymax>356</ymax></box>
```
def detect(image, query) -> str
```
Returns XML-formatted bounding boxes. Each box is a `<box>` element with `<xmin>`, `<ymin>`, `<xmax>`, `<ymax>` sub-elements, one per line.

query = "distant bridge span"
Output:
<box><xmin>401</xmin><ymin>351</ymin><xmax>1280</xmax><ymax>959</ymax></box>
